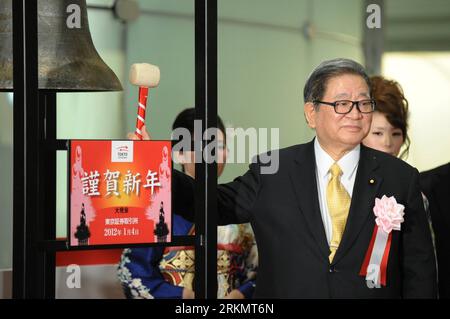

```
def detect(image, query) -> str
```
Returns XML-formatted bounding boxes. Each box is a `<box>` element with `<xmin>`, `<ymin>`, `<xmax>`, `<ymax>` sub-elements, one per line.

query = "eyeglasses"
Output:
<box><xmin>313</xmin><ymin>99</ymin><xmax>376</xmax><ymax>114</ymax></box>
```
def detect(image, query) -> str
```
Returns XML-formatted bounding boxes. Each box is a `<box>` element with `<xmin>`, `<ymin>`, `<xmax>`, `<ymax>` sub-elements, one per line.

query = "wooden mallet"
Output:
<box><xmin>129</xmin><ymin>63</ymin><xmax>160</xmax><ymax>140</ymax></box>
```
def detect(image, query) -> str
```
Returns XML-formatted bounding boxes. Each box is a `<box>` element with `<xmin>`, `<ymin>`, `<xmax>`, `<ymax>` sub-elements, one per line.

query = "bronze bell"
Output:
<box><xmin>0</xmin><ymin>0</ymin><xmax>122</xmax><ymax>91</ymax></box>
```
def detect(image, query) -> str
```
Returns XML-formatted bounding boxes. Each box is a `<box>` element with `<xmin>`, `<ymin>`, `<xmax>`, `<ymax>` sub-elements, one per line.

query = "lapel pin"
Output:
<box><xmin>369</xmin><ymin>179</ymin><xmax>375</xmax><ymax>185</ymax></box>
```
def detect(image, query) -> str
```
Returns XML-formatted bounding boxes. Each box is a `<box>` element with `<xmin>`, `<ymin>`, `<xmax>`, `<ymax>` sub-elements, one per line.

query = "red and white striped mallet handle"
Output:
<box><xmin>135</xmin><ymin>87</ymin><xmax>149</xmax><ymax>139</ymax></box>
<box><xmin>129</xmin><ymin>63</ymin><xmax>161</xmax><ymax>140</ymax></box>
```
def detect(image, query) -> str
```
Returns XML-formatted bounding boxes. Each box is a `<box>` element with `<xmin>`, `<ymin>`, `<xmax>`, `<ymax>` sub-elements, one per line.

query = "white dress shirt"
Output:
<box><xmin>314</xmin><ymin>138</ymin><xmax>360</xmax><ymax>244</ymax></box>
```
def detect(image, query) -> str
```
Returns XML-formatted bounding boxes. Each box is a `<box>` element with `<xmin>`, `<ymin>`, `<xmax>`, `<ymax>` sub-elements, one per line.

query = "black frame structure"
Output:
<box><xmin>12</xmin><ymin>0</ymin><xmax>217</xmax><ymax>298</ymax></box>
<box><xmin>194</xmin><ymin>0</ymin><xmax>218</xmax><ymax>299</ymax></box>
<box><xmin>12</xmin><ymin>0</ymin><xmax>56</xmax><ymax>299</ymax></box>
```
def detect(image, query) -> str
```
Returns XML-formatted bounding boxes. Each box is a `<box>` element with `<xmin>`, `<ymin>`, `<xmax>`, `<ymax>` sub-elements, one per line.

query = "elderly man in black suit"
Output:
<box><xmin>173</xmin><ymin>58</ymin><xmax>437</xmax><ymax>298</ymax></box>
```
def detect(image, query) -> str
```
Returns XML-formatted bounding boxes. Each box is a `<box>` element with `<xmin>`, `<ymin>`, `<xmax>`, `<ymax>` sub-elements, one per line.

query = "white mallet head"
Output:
<box><xmin>129</xmin><ymin>63</ymin><xmax>160</xmax><ymax>88</ymax></box>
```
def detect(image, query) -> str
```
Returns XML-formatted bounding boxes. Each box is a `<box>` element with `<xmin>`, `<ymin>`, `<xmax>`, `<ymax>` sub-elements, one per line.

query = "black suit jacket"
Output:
<box><xmin>420</xmin><ymin>163</ymin><xmax>450</xmax><ymax>298</ymax></box>
<box><xmin>174</xmin><ymin>140</ymin><xmax>437</xmax><ymax>298</ymax></box>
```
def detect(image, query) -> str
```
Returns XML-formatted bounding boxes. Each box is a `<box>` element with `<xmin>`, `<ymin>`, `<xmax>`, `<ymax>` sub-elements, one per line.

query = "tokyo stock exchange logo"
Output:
<box><xmin>112</xmin><ymin>141</ymin><xmax>134</xmax><ymax>162</ymax></box>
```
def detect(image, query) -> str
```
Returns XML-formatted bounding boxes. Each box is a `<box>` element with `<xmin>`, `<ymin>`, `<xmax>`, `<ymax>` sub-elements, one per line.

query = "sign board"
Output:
<box><xmin>69</xmin><ymin>140</ymin><xmax>172</xmax><ymax>247</ymax></box>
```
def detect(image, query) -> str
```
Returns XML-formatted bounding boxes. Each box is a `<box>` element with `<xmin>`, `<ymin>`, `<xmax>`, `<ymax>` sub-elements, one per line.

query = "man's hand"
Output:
<box><xmin>182</xmin><ymin>287</ymin><xmax>195</xmax><ymax>299</ymax></box>
<box><xmin>223</xmin><ymin>289</ymin><xmax>245</xmax><ymax>299</ymax></box>
<box><xmin>127</xmin><ymin>125</ymin><xmax>151</xmax><ymax>140</ymax></box>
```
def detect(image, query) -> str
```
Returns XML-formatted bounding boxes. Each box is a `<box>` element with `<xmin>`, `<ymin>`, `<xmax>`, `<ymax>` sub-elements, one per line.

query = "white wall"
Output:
<box><xmin>382</xmin><ymin>52</ymin><xmax>450</xmax><ymax>172</ymax></box>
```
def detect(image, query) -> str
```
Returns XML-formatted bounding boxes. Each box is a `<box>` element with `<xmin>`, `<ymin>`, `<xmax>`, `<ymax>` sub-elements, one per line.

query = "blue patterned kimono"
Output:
<box><xmin>117</xmin><ymin>214</ymin><xmax>258</xmax><ymax>298</ymax></box>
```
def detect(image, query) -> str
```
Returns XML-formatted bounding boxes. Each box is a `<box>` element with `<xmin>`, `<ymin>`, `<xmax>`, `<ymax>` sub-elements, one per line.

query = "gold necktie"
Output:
<box><xmin>327</xmin><ymin>163</ymin><xmax>351</xmax><ymax>263</ymax></box>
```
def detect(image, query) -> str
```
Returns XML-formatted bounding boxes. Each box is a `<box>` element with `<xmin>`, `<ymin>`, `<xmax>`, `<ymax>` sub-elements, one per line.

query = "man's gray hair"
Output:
<box><xmin>303</xmin><ymin>58</ymin><xmax>371</xmax><ymax>103</ymax></box>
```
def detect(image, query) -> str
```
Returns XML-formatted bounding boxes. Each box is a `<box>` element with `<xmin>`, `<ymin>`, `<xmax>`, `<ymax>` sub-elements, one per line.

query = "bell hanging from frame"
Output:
<box><xmin>0</xmin><ymin>0</ymin><xmax>122</xmax><ymax>91</ymax></box>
